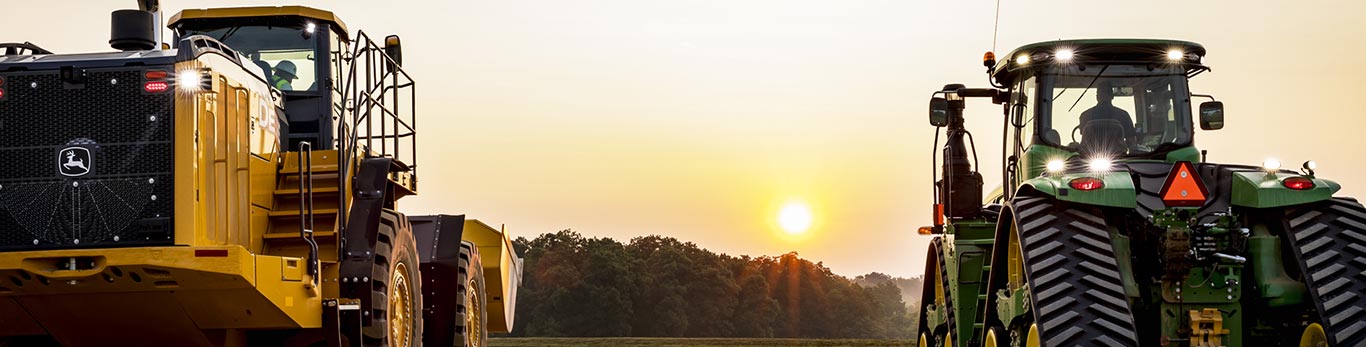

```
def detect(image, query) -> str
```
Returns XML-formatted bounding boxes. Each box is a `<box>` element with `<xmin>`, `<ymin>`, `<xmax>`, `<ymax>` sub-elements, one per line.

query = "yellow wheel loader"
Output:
<box><xmin>0</xmin><ymin>3</ymin><xmax>520</xmax><ymax>346</ymax></box>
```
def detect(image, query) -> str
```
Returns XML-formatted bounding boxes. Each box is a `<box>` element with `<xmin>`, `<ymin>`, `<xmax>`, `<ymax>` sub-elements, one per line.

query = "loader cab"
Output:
<box><xmin>990</xmin><ymin>39</ymin><xmax>1214</xmax><ymax>180</ymax></box>
<box><xmin>169</xmin><ymin>7</ymin><xmax>350</xmax><ymax>150</ymax></box>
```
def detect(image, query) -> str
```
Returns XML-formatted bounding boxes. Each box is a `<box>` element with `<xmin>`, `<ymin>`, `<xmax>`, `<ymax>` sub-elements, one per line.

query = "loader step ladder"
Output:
<box><xmin>265</xmin><ymin>149</ymin><xmax>346</xmax><ymax>272</ymax></box>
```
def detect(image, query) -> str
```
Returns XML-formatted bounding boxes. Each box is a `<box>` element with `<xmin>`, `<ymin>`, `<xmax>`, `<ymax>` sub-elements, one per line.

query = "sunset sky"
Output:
<box><xmin>7</xmin><ymin>1</ymin><xmax>1366</xmax><ymax>277</ymax></box>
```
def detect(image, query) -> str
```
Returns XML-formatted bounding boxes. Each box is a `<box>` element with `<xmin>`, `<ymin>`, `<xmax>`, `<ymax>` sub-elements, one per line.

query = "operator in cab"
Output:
<box><xmin>1078</xmin><ymin>81</ymin><xmax>1136</xmax><ymax>154</ymax></box>
<box><xmin>271</xmin><ymin>60</ymin><xmax>298</xmax><ymax>91</ymax></box>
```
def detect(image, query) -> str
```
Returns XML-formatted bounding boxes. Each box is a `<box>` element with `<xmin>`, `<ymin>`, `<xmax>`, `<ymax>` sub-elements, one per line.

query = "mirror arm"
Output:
<box><xmin>1191</xmin><ymin>93</ymin><xmax>1217</xmax><ymax>102</ymax></box>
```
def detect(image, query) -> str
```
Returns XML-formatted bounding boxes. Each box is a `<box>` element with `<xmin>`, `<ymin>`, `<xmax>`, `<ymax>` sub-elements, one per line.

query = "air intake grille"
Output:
<box><xmin>0</xmin><ymin>68</ymin><xmax>174</xmax><ymax>250</ymax></box>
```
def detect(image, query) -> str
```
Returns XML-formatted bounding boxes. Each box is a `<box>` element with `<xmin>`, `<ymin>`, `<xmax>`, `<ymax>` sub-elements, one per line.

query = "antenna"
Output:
<box><xmin>991</xmin><ymin>0</ymin><xmax>1002</xmax><ymax>53</ymax></box>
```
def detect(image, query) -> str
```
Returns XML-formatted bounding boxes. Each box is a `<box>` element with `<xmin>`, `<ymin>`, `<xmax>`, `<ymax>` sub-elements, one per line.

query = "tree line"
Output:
<box><xmin>508</xmin><ymin>230</ymin><xmax>923</xmax><ymax>338</ymax></box>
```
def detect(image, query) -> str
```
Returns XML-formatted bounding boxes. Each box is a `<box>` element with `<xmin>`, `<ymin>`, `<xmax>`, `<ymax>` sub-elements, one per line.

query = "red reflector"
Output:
<box><xmin>1159</xmin><ymin>161</ymin><xmax>1210</xmax><ymax>207</ymax></box>
<box><xmin>1283</xmin><ymin>177</ymin><xmax>1315</xmax><ymax>190</ymax></box>
<box><xmin>1069</xmin><ymin>177</ymin><xmax>1105</xmax><ymax>191</ymax></box>
<box><xmin>143</xmin><ymin>81</ymin><xmax>169</xmax><ymax>93</ymax></box>
<box><xmin>0</xmin><ymin>76</ymin><xmax>5</xmax><ymax>86</ymax></box>
<box><xmin>0</xmin><ymin>88</ymin><xmax>5</xmax><ymax>99</ymax></box>
<box><xmin>144</xmin><ymin>70</ymin><xmax>168</xmax><ymax>80</ymax></box>
<box><xmin>195</xmin><ymin>249</ymin><xmax>229</xmax><ymax>257</ymax></box>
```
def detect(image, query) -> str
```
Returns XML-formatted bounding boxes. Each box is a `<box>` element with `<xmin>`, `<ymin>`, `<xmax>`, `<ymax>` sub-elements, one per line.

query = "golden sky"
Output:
<box><xmin>7</xmin><ymin>0</ymin><xmax>1366</xmax><ymax>277</ymax></box>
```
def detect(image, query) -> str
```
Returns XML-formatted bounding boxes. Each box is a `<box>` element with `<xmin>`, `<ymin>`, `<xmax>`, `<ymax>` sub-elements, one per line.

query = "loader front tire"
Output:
<box><xmin>363</xmin><ymin>210</ymin><xmax>424</xmax><ymax>347</ymax></box>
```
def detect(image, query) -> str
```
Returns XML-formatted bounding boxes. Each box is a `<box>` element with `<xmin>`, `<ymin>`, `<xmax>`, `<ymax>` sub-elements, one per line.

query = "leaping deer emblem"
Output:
<box><xmin>63</xmin><ymin>150</ymin><xmax>87</xmax><ymax>171</ymax></box>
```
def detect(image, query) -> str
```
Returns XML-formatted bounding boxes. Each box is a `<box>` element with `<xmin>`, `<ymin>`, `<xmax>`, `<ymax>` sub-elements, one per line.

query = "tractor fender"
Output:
<box><xmin>1017</xmin><ymin>171</ymin><xmax>1137</xmax><ymax>208</ymax></box>
<box><xmin>1229</xmin><ymin>171</ymin><xmax>1340</xmax><ymax>208</ymax></box>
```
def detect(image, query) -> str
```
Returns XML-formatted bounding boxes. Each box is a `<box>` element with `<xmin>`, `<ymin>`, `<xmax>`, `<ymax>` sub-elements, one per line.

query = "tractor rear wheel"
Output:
<box><xmin>1284</xmin><ymin>197</ymin><xmax>1366</xmax><ymax>346</ymax></box>
<box><xmin>362</xmin><ymin>210</ymin><xmax>424</xmax><ymax>347</ymax></box>
<box><xmin>1003</xmin><ymin>197</ymin><xmax>1138</xmax><ymax>347</ymax></box>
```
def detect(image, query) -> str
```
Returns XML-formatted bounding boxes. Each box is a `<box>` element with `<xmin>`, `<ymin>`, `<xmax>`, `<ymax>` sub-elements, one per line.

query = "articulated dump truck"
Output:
<box><xmin>0</xmin><ymin>3</ymin><xmax>520</xmax><ymax>347</ymax></box>
<box><xmin>915</xmin><ymin>39</ymin><xmax>1364</xmax><ymax>347</ymax></box>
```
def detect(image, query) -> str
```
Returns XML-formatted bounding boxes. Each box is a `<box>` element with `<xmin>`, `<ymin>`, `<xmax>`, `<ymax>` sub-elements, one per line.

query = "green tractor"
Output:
<box><xmin>915</xmin><ymin>39</ymin><xmax>1365</xmax><ymax>347</ymax></box>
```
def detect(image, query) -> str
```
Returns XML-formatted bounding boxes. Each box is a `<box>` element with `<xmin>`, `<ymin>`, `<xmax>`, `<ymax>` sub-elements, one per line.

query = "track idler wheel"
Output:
<box><xmin>1299</xmin><ymin>323</ymin><xmax>1327</xmax><ymax>347</ymax></box>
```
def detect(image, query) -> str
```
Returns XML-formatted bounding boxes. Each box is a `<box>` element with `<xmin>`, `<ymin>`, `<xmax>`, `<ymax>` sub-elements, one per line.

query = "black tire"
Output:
<box><xmin>1009</xmin><ymin>197</ymin><xmax>1138</xmax><ymax>347</ymax></box>
<box><xmin>454</xmin><ymin>244</ymin><xmax>487</xmax><ymax>347</ymax></box>
<box><xmin>1284</xmin><ymin>197</ymin><xmax>1366</xmax><ymax>346</ymax></box>
<box><xmin>362</xmin><ymin>210</ymin><xmax>424</xmax><ymax>347</ymax></box>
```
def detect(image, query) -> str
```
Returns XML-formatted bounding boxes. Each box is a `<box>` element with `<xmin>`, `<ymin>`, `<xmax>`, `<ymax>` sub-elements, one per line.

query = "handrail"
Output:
<box><xmin>332</xmin><ymin>30</ymin><xmax>419</xmax><ymax>239</ymax></box>
<box><xmin>297</xmin><ymin>141</ymin><xmax>320</xmax><ymax>287</ymax></box>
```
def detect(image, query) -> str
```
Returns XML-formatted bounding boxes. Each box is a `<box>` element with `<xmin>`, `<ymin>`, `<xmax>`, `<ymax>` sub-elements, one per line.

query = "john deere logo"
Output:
<box><xmin>58</xmin><ymin>147</ymin><xmax>92</xmax><ymax>177</ymax></box>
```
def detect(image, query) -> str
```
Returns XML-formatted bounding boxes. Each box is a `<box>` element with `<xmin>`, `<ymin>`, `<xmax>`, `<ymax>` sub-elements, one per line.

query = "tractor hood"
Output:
<box><xmin>1020</xmin><ymin>161</ymin><xmax>1340</xmax><ymax>218</ymax></box>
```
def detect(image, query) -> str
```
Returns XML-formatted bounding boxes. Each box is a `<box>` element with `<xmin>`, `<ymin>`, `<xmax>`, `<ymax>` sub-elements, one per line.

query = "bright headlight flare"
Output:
<box><xmin>1304</xmin><ymin>160</ymin><xmax>1317</xmax><ymax>170</ymax></box>
<box><xmin>1166</xmin><ymin>49</ymin><xmax>1184</xmax><ymax>61</ymax></box>
<box><xmin>1046</xmin><ymin>159</ymin><xmax>1066</xmax><ymax>174</ymax></box>
<box><xmin>1088</xmin><ymin>158</ymin><xmax>1113</xmax><ymax>172</ymax></box>
<box><xmin>1055</xmin><ymin>49</ymin><xmax>1074</xmax><ymax>62</ymax></box>
<box><xmin>1015</xmin><ymin>54</ymin><xmax>1030</xmax><ymax>65</ymax></box>
<box><xmin>177</xmin><ymin>69</ymin><xmax>202</xmax><ymax>91</ymax></box>
<box><xmin>305</xmin><ymin>22</ymin><xmax>317</xmax><ymax>34</ymax></box>
<box><xmin>1262</xmin><ymin>158</ymin><xmax>1282</xmax><ymax>172</ymax></box>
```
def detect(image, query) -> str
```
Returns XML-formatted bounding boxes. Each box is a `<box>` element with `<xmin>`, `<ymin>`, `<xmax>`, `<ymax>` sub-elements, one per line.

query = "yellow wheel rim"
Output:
<box><xmin>1026</xmin><ymin>323</ymin><xmax>1041</xmax><ymax>347</ymax></box>
<box><xmin>388</xmin><ymin>262</ymin><xmax>414</xmax><ymax>347</ymax></box>
<box><xmin>919</xmin><ymin>333</ymin><xmax>929</xmax><ymax>347</ymax></box>
<box><xmin>466</xmin><ymin>277</ymin><xmax>484</xmax><ymax>347</ymax></box>
<box><xmin>985</xmin><ymin>329</ymin><xmax>998</xmax><ymax>347</ymax></box>
<box><xmin>1300</xmin><ymin>323</ymin><xmax>1328</xmax><ymax>347</ymax></box>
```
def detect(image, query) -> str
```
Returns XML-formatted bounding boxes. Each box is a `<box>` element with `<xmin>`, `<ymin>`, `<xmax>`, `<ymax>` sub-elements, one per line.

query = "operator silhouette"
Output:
<box><xmin>1078</xmin><ymin>81</ymin><xmax>1136</xmax><ymax>155</ymax></box>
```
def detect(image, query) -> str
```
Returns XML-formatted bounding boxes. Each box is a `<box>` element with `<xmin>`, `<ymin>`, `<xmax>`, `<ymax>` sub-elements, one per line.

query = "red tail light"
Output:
<box><xmin>143</xmin><ymin>81</ymin><xmax>169</xmax><ymax>93</ymax></box>
<box><xmin>144</xmin><ymin>70</ymin><xmax>168</xmax><ymax>80</ymax></box>
<box><xmin>1069</xmin><ymin>177</ymin><xmax>1105</xmax><ymax>191</ymax></box>
<box><xmin>0</xmin><ymin>76</ymin><xmax>5</xmax><ymax>86</ymax></box>
<box><xmin>1283</xmin><ymin>177</ymin><xmax>1315</xmax><ymax>190</ymax></box>
<box><xmin>0</xmin><ymin>88</ymin><xmax>5</xmax><ymax>100</ymax></box>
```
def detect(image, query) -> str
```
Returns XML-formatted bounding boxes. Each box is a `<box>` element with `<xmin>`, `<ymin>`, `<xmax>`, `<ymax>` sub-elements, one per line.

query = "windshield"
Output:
<box><xmin>183</xmin><ymin>26</ymin><xmax>318</xmax><ymax>92</ymax></box>
<box><xmin>1037</xmin><ymin>65</ymin><xmax>1192</xmax><ymax>157</ymax></box>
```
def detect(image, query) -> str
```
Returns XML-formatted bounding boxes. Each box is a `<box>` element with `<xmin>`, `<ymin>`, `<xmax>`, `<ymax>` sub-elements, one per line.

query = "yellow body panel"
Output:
<box><xmin>462</xmin><ymin>219</ymin><xmax>521</xmax><ymax>333</ymax></box>
<box><xmin>0</xmin><ymin>246</ymin><xmax>321</xmax><ymax>345</ymax></box>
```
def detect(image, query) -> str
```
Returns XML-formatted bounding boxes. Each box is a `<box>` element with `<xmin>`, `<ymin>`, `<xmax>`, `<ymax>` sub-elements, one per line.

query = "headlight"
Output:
<box><xmin>177</xmin><ymin>69</ymin><xmax>202</xmax><ymax>91</ymax></box>
<box><xmin>1262</xmin><ymin>158</ymin><xmax>1282</xmax><ymax>172</ymax></box>
<box><xmin>1088</xmin><ymin>158</ymin><xmax>1112</xmax><ymax>172</ymax></box>
<box><xmin>1046</xmin><ymin>160</ymin><xmax>1065</xmax><ymax>174</ymax></box>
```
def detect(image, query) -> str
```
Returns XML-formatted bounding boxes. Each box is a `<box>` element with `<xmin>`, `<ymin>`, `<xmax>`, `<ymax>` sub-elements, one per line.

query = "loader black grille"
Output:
<box><xmin>0</xmin><ymin>68</ymin><xmax>174</xmax><ymax>250</ymax></box>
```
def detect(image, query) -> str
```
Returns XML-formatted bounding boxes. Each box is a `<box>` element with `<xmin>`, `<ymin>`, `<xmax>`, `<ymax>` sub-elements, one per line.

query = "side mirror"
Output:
<box><xmin>929</xmin><ymin>97</ymin><xmax>949</xmax><ymax>127</ymax></box>
<box><xmin>1199</xmin><ymin>101</ymin><xmax>1224</xmax><ymax>130</ymax></box>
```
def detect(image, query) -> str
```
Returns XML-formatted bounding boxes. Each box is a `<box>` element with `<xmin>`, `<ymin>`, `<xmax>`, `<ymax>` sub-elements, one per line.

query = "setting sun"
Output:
<box><xmin>778</xmin><ymin>202</ymin><xmax>813</xmax><ymax>234</ymax></box>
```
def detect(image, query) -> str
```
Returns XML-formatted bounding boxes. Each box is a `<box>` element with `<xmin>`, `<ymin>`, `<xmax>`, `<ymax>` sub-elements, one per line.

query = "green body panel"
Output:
<box><xmin>1020</xmin><ymin>171</ymin><xmax>1137</xmax><ymax>208</ymax></box>
<box><xmin>1230</xmin><ymin>171</ymin><xmax>1340</xmax><ymax>208</ymax></box>
<box><xmin>931</xmin><ymin>220</ymin><xmax>997</xmax><ymax>347</ymax></box>
<box><xmin>1164</xmin><ymin>146</ymin><xmax>1202</xmax><ymax>163</ymax></box>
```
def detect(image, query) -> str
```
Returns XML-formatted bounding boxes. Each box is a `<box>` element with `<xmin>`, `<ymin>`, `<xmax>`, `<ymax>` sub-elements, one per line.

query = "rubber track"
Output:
<box><xmin>1285</xmin><ymin>198</ymin><xmax>1366</xmax><ymax>346</ymax></box>
<box><xmin>1012</xmin><ymin>197</ymin><xmax>1138</xmax><ymax>347</ymax></box>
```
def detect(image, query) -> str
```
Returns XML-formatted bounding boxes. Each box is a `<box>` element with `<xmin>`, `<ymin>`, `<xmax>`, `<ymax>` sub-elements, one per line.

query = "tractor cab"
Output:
<box><xmin>987</xmin><ymin>40</ymin><xmax>1224</xmax><ymax>177</ymax></box>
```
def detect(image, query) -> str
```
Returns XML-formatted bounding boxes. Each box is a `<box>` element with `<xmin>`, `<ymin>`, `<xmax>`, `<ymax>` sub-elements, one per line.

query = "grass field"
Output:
<box><xmin>490</xmin><ymin>338</ymin><xmax>915</xmax><ymax>347</ymax></box>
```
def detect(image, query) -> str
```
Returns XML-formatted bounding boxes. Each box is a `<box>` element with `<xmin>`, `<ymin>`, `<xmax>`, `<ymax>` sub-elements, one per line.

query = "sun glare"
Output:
<box><xmin>778</xmin><ymin>202</ymin><xmax>813</xmax><ymax>234</ymax></box>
